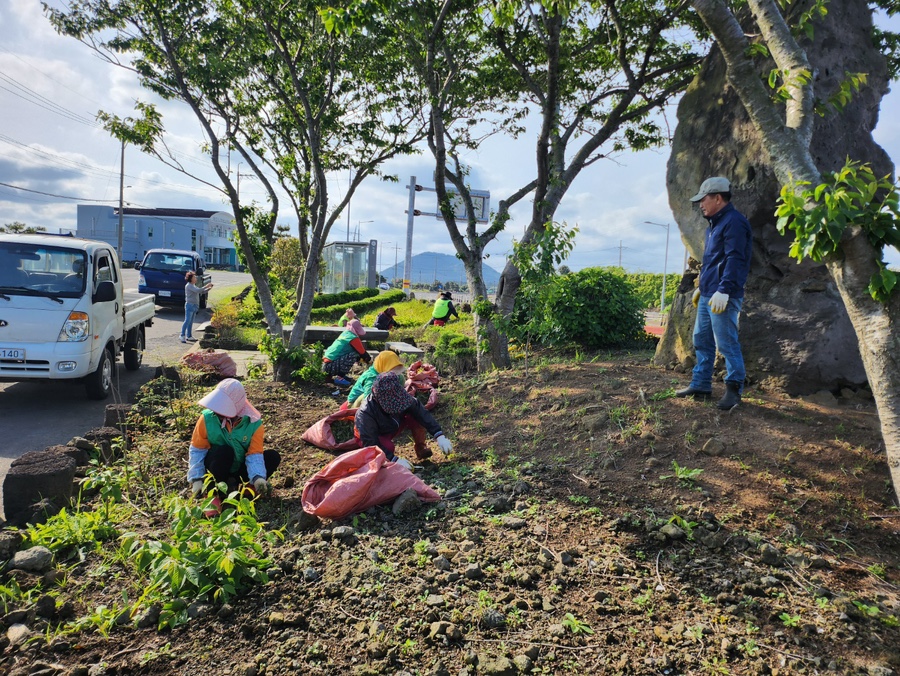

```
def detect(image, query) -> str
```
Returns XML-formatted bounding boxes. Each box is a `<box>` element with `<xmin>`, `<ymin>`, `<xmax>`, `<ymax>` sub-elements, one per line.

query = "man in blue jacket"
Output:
<box><xmin>676</xmin><ymin>177</ymin><xmax>752</xmax><ymax>410</ymax></box>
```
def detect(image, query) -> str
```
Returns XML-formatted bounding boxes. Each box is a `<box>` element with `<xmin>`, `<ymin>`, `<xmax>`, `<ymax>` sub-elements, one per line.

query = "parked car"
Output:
<box><xmin>0</xmin><ymin>234</ymin><xmax>155</xmax><ymax>399</ymax></box>
<box><xmin>378</xmin><ymin>282</ymin><xmax>391</xmax><ymax>290</ymax></box>
<box><xmin>135</xmin><ymin>249</ymin><xmax>212</xmax><ymax>307</ymax></box>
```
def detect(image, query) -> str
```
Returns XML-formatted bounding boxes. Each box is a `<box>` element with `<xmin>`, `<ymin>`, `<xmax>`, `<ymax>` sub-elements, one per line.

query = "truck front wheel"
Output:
<box><xmin>124</xmin><ymin>326</ymin><xmax>144</xmax><ymax>371</ymax></box>
<box><xmin>85</xmin><ymin>347</ymin><xmax>115</xmax><ymax>400</ymax></box>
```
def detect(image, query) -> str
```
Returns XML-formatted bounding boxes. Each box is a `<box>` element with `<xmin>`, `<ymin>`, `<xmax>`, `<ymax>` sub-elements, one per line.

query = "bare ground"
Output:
<box><xmin>3</xmin><ymin>350</ymin><xmax>900</xmax><ymax>676</ymax></box>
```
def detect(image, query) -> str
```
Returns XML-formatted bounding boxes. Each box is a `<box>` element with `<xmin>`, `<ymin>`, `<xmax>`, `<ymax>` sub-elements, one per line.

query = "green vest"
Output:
<box><xmin>202</xmin><ymin>409</ymin><xmax>263</xmax><ymax>474</ymax></box>
<box><xmin>324</xmin><ymin>330</ymin><xmax>358</xmax><ymax>361</ymax></box>
<box><xmin>432</xmin><ymin>298</ymin><xmax>451</xmax><ymax>319</ymax></box>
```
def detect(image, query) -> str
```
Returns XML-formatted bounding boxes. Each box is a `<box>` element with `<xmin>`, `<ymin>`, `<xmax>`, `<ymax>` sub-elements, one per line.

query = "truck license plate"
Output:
<box><xmin>0</xmin><ymin>347</ymin><xmax>25</xmax><ymax>360</ymax></box>
<box><xmin>159</xmin><ymin>290</ymin><xmax>171</xmax><ymax>297</ymax></box>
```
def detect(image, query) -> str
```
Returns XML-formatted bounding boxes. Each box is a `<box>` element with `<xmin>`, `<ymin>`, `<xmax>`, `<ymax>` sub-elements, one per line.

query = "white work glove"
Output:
<box><xmin>252</xmin><ymin>476</ymin><xmax>269</xmax><ymax>495</ymax></box>
<box><xmin>709</xmin><ymin>291</ymin><xmax>729</xmax><ymax>314</ymax></box>
<box><xmin>191</xmin><ymin>480</ymin><xmax>205</xmax><ymax>497</ymax></box>
<box><xmin>436</xmin><ymin>435</ymin><xmax>453</xmax><ymax>454</ymax></box>
<box><xmin>394</xmin><ymin>457</ymin><xmax>414</xmax><ymax>471</ymax></box>
<box><xmin>691</xmin><ymin>288</ymin><xmax>700</xmax><ymax>308</ymax></box>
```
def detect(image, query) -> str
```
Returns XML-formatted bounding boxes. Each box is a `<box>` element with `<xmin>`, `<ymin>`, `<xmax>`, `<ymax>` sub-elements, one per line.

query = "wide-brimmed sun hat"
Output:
<box><xmin>198</xmin><ymin>378</ymin><xmax>261</xmax><ymax>421</ymax></box>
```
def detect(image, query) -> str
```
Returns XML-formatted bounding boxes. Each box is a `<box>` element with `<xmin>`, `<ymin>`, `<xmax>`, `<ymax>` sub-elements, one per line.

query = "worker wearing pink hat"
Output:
<box><xmin>188</xmin><ymin>379</ymin><xmax>281</xmax><ymax>505</ymax></box>
<box><xmin>322</xmin><ymin>318</ymin><xmax>372</xmax><ymax>387</ymax></box>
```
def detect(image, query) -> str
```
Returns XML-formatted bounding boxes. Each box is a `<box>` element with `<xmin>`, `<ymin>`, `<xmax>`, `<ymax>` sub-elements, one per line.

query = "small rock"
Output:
<box><xmin>425</xmin><ymin>594</ymin><xmax>446</xmax><ymax>607</ymax></box>
<box><xmin>392</xmin><ymin>489</ymin><xmax>421</xmax><ymax>516</ymax></box>
<box><xmin>760</xmin><ymin>576</ymin><xmax>781</xmax><ymax>588</ymax></box>
<box><xmin>11</xmin><ymin>546</ymin><xmax>53</xmax><ymax>572</ymax></box>
<box><xmin>303</xmin><ymin>567</ymin><xmax>320</xmax><ymax>582</ymax></box>
<box><xmin>135</xmin><ymin>604</ymin><xmax>161</xmax><ymax>629</ymax></box>
<box><xmin>548</xmin><ymin>623</ymin><xmax>566</xmax><ymax>638</ymax></box>
<box><xmin>331</xmin><ymin>525</ymin><xmax>356</xmax><ymax>540</ymax></box>
<box><xmin>0</xmin><ymin>531</ymin><xmax>23</xmax><ymax>560</ymax></box>
<box><xmin>501</xmin><ymin>516</ymin><xmax>527</xmax><ymax>529</ymax></box>
<box><xmin>7</xmin><ymin>623</ymin><xmax>32</xmax><ymax>646</ymax></box>
<box><xmin>236</xmin><ymin>663</ymin><xmax>258</xmax><ymax>676</ymax></box>
<box><xmin>759</xmin><ymin>543</ymin><xmax>782</xmax><ymax>566</ymax></box>
<box><xmin>868</xmin><ymin>667</ymin><xmax>895</xmax><ymax>676</ymax></box>
<box><xmin>464</xmin><ymin>563</ymin><xmax>484</xmax><ymax>580</ymax></box>
<box><xmin>513</xmin><ymin>655</ymin><xmax>533</xmax><ymax>672</ymax></box>
<box><xmin>428</xmin><ymin>621</ymin><xmax>461</xmax><ymax>641</ymax></box>
<box><xmin>433</xmin><ymin>555</ymin><xmax>453</xmax><ymax>572</ymax></box>
<box><xmin>268</xmin><ymin>611</ymin><xmax>285</xmax><ymax>626</ymax></box>
<box><xmin>479</xmin><ymin>608</ymin><xmax>506</xmax><ymax>629</ymax></box>
<box><xmin>659</xmin><ymin>523</ymin><xmax>686</xmax><ymax>540</ymax></box>
<box><xmin>700</xmin><ymin>438</ymin><xmax>726</xmax><ymax>457</ymax></box>
<box><xmin>217</xmin><ymin>604</ymin><xmax>235</xmax><ymax>619</ymax></box>
<box><xmin>34</xmin><ymin>594</ymin><xmax>56</xmax><ymax>618</ymax></box>
<box><xmin>478</xmin><ymin>655</ymin><xmax>517</xmax><ymax>676</ymax></box>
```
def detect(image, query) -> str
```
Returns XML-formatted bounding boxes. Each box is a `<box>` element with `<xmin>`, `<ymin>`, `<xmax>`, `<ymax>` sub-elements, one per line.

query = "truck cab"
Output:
<box><xmin>136</xmin><ymin>249</ymin><xmax>211</xmax><ymax>307</ymax></box>
<box><xmin>0</xmin><ymin>234</ymin><xmax>155</xmax><ymax>399</ymax></box>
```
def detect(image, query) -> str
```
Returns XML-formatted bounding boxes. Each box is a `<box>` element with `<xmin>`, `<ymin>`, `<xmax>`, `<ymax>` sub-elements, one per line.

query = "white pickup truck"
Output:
<box><xmin>0</xmin><ymin>233</ymin><xmax>155</xmax><ymax>399</ymax></box>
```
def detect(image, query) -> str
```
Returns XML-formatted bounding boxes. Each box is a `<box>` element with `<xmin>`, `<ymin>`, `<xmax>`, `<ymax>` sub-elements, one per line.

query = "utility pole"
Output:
<box><xmin>643</xmin><ymin>221</ymin><xmax>671</xmax><ymax>317</ymax></box>
<box><xmin>618</xmin><ymin>240</ymin><xmax>623</xmax><ymax>267</ymax></box>
<box><xmin>117</xmin><ymin>140</ymin><xmax>125</xmax><ymax>263</ymax></box>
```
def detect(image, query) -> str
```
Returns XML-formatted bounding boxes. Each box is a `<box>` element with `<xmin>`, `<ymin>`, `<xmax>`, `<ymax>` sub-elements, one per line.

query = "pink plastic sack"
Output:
<box><xmin>301</xmin><ymin>446</ymin><xmax>441</xmax><ymax>519</ymax></box>
<box><xmin>301</xmin><ymin>409</ymin><xmax>363</xmax><ymax>453</ymax></box>
<box><xmin>405</xmin><ymin>360</ymin><xmax>439</xmax><ymax>410</ymax></box>
<box><xmin>180</xmin><ymin>349</ymin><xmax>238</xmax><ymax>378</ymax></box>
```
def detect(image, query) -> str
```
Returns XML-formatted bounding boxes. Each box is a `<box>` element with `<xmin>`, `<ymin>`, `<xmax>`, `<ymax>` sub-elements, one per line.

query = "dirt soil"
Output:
<box><xmin>4</xmin><ymin>351</ymin><xmax>900</xmax><ymax>676</ymax></box>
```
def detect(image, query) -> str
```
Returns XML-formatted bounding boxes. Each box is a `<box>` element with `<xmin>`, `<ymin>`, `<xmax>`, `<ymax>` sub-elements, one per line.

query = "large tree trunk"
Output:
<box><xmin>660</xmin><ymin>0</ymin><xmax>891</xmax><ymax>394</ymax></box>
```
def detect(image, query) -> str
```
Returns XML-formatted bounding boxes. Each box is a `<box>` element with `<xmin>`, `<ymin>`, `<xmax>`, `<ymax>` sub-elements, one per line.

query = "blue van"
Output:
<box><xmin>135</xmin><ymin>249</ymin><xmax>211</xmax><ymax>307</ymax></box>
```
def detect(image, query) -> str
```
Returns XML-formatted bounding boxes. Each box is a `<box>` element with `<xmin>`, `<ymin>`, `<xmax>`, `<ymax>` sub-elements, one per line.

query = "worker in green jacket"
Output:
<box><xmin>427</xmin><ymin>291</ymin><xmax>459</xmax><ymax>327</ymax></box>
<box><xmin>340</xmin><ymin>350</ymin><xmax>405</xmax><ymax>410</ymax></box>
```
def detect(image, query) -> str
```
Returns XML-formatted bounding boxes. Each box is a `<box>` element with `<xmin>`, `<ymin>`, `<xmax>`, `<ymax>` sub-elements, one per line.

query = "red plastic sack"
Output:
<box><xmin>301</xmin><ymin>409</ymin><xmax>363</xmax><ymax>453</ymax></box>
<box><xmin>180</xmin><ymin>349</ymin><xmax>238</xmax><ymax>378</ymax></box>
<box><xmin>301</xmin><ymin>446</ymin><xmax>441</xmax><ymax>519</ymax></box>
<box><xmin>406</xmin><ymin>361</ymin><xmax>439</xmax><ymax>410</ymax></box>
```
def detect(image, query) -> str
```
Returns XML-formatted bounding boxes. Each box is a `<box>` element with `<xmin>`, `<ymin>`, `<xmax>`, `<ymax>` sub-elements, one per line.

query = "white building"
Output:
<box><xmin>75</xmin><ymin>205</ymin><xmax>237</xmax><ymax>268</ymax></box>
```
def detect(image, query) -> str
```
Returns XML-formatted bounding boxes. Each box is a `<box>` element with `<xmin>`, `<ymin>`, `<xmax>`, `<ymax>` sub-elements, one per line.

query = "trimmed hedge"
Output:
<box><xmin>312</xmin><ymin>286</ymin><xmax>380</xmax><ymax>309</ymax></box>
<box><xmin>310</xmin><ymin>289</ymin><xmax>407</xmax><ymax>323</ymax></box>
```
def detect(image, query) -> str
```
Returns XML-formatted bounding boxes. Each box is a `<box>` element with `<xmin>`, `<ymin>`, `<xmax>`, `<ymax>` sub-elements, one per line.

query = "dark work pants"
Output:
<box><xmin>204</xmin><ymin>444</ymin><xmax>281</xmax><ymax>486</ymax></box>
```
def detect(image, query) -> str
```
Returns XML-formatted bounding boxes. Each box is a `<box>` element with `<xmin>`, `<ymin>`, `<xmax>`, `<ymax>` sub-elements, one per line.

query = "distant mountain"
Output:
<box><xmin>379</xmin><ymin>250</ymin><xmax>502</xmax><ymax>288</ymax></box>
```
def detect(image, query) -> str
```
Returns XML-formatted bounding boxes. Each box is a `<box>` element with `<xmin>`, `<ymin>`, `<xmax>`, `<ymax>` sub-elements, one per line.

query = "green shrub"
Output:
<box><xmin>312</xmin><ymin>286</ymin><xmax>379</xmax><ymax>309</ymax></box>
<box><xmin>541</xmin><ymin>267</ymin><xmax>646</xmax><ymax>348</ymax></box>
<box><xmin>431</xmin><ymin>330</ymin><xmax>477</xmax><ymax>374</ymax></box>
<box><xmin>310</xmin><ymin>289</ymin><xmax>407</xmax><ymax>323</ymax></box>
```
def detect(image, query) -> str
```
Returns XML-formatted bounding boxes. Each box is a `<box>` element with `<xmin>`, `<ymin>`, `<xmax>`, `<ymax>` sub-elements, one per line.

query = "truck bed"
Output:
<box><xmin>124</xmin><ymin>292</ymin><xmax>156</xmax><ymax>330</ymax></box>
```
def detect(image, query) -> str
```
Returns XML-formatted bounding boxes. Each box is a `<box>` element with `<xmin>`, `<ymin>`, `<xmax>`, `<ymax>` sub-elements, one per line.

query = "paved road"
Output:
<box><xmin>0</xmin><ymin>268</ymin><xmax>251</xmax><ymax>517</ymax></box>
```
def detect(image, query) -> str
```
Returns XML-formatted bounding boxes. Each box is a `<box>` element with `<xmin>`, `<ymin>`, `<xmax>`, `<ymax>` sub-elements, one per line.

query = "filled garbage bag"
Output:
<box><xmin>301</xmin><ymin>408</ymin><xmax>363</xmax><ymax>453</ymax></box>
<box><xmin>301</xmin><ymin>445</ymin><xmax>440</xmax><ymax>519</ymax></box>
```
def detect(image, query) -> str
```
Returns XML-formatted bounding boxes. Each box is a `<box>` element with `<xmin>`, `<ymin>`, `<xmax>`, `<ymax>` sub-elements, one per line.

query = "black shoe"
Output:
<box><xmin>675</xmin><ymin>386</ymin><xmax>712</xmax><ymax>399</ymax></box>
<box><xmin>717</xmin><ymin>382</ymin><xmax>742</xmax><ymax>410</ymax></box>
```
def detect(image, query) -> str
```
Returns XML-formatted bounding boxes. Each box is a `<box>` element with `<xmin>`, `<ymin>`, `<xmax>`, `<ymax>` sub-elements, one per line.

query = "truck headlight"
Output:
<box><xmin>139</xmin><ymin>274</ymin><xmax>146</xmax><ymax>286</ymax></box>
<box><xmin>58</xmin><ymin>312</ymin><xmax>90</xmax><ymax>342</ymax></box>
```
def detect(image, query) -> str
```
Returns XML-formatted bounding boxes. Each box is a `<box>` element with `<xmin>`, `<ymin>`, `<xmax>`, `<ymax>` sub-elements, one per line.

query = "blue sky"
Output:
<box><xmin>2</xmin><ymin>1</ymin><xmax>899</xmax><ymax>277</ymax></box>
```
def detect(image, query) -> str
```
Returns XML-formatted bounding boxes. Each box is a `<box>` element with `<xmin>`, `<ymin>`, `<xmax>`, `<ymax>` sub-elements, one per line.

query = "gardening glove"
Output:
<box><xmin>252</xmin><ymin>476</ymin><xmax>269</xmax><ymax>495</ymax></box>
<box><xmin>394</xmin><ymin>457</ymin><xmax>414</xmax><ymax>471</ymax></box>
<box><xmin>708</xmin><ymin>291</ymin><xmax>729</xmax><ymax>314</ymax></box>
<box><xmin>436</xmin><ymin>435</ymin><xmax>453</xmax><ymax>454</ymax></box>
<box><xmin>360</xmin><ymin>352</ymin><xmax>372</xmax><ymax>364</ymax></box>
<box><xmin>191</xmin><ymin>480</ymin><xmax>205</xmax><ymax>497</ymax></box>
<box><xmin>691</xmin><ymin>288</ymin><xmax>700</xmax><ymax>308</ymax></box>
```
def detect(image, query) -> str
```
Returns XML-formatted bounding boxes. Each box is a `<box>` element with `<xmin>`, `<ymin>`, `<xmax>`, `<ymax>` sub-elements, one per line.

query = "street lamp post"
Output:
<box><xmin>357</xmin><ymin>220</ymin><xmax>373</xmax><ymax>242</ymax></box>
<box><xmin>643</xmin><ymin>221</ymin><xmax>671</xmax><ymax>319</ymax></box>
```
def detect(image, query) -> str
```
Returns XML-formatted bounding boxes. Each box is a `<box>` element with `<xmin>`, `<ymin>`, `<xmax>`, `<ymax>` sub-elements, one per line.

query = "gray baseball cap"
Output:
<box><xmin>690</xmin><ymin>177</ymin><xmax>731</xmax><ymax>202</ymax></box>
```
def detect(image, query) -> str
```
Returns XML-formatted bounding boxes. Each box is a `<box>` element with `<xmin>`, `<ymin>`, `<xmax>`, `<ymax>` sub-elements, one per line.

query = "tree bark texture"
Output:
<box><xmin>659</xmin><ymin>0</ymin><xmax>891</xmax><ymax>394</ymax></box>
